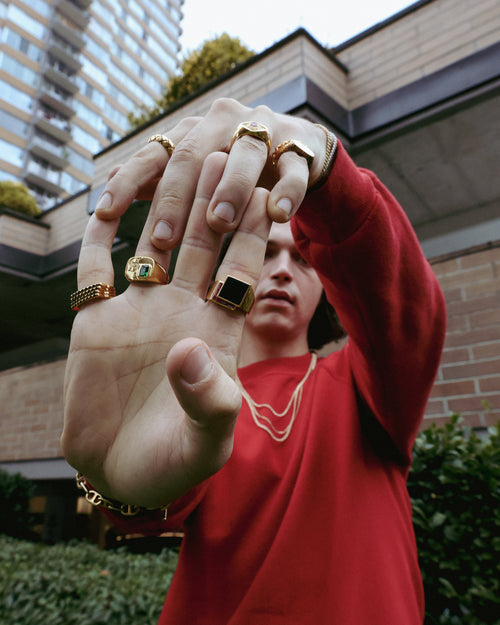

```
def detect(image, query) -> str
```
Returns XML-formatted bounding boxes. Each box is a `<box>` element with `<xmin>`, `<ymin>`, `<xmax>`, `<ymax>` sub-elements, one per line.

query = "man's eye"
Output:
<box><xmin>295</xmin><ymin>255</ymin><xmax>309</xmax><ymax>267</ymax></box>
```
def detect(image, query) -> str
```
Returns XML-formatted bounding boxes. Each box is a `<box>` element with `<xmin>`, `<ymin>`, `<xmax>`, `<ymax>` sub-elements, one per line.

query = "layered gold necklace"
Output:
<box><xmin>239</xmin><ymin>353</ymin><xmax>318</xmax><ymax>442</ymax></box>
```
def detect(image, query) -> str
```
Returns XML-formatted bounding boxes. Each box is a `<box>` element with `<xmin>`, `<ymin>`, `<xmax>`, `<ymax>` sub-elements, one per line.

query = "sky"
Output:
<box><xmin>180</xmin><ymin>0</ymin><xmax>418</xmax><ymax>55</ymax></box>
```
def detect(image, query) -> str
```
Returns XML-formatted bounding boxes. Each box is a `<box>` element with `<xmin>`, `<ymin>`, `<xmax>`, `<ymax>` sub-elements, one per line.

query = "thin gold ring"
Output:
<box><xmin>148</xmin><ymin>134</ymin><xmax>175</xmax><ymax>156</ymax></box>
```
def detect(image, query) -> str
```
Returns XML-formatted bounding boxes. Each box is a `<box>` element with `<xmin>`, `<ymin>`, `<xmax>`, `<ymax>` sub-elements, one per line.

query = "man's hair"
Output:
<box><xmin>307</xmin><ymin>292</ymin><xmax>347</xmax><ymax>350</ymax></box>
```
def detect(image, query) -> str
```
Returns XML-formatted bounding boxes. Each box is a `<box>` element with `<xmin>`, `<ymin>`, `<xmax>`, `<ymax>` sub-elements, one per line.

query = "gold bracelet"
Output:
<box><xmin>76</xmin><ymin>473</ymin><xmax>168</xmax><ymax>520</ymax></box>
<box><xmin>308</xmin><ymin>123</ymin><xmax>338</xmax><ymax>191</ymax></box>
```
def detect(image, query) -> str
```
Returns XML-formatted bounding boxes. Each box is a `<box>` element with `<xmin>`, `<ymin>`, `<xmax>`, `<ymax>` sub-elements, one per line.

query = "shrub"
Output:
<box><xmin>0</xmin><ymin>181</ymin><xmax>41</xmax><ymax>217</ymax></box>
<box><xmin>0</xmin><ymin>537</ymin><xmax>178</xmax><ymax>624</ymax></box>
<box><xmin>409</xmin><ymin>415</ymin><xmax>500</xmax><ymax>625</ymax></box>
<box><xmin>0</xmin><ymin>468</ymin><xmax>34</xmax><ymax>539</ymax></box>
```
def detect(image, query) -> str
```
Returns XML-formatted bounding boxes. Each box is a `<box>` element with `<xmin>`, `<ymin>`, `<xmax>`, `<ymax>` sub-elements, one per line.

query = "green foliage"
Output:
<box><xmin>1</xmin><ymin>418</ymin><xmax>497</xmax><ymax>624</ymax></box>
<box><xmin>0</xmin><ymin>537</ymin><xmax>178</xmax><ymax>624</ymax></box>
<box><xmin>0</xmin><ymin>469</ymin><xmax>34</xmax><ymax>539</ymax></box>
<box><xmin>0</xmin><ymin>181</ymin><xmax>41</xmax><ymax>217</ymax></box>
<box><xmin>129</xmin><ymin>34</ymin><xmax>254</xmax><ymax>127</ymax></box>
<box><xmin>408</xmin><ymin>415</ymin><xmax>500</xmax><ymax>625</ymax></box>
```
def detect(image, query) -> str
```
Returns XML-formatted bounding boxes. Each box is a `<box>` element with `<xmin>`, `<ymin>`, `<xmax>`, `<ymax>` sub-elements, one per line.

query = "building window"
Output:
<box><xmin>0</xmin><ymin>138</ymin><xmax>24</xmax><ymax>168</ymax></box>
<box><xmin>6</xmin><ymin>4</ymin><xmax>47</xmax><ymax>39</ymax></box>
<box><xmin>0</xmin><ymin>79</ymin><xmax>34</xmax><ymax>113</ymax></box>
<box><xmin>0</xmin><ymin>52</ymin><xmax>39</xmax><ymax>87</ymax></box>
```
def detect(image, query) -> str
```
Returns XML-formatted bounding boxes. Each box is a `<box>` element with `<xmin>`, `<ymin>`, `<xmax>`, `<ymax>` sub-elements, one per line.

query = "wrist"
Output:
<box><xmin>76</xmin><ymin>473</ymin><xmax>169</xmax><ymax>520</ymax></box>
<box><xmin>308</xmin><ymin>124</ymin><xmax>338</xmax><ymax>191</ymax></box>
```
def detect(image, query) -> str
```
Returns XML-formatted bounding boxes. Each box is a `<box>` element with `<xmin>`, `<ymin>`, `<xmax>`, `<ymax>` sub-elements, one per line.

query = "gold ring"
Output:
<box><xmin>271</xmin><ymin>139</ymin><xmax>315</xmax><ymax>170</ymax></box>
<box><xmin>125</xmin><ymin>256</ymin><xmax>169</xmax><ymax>284</ymax></box>
<box><xmin>207</xmin><ymin>275</ymin><xmax>255</xmax><ymax>314</ymax></box>
<box><xmin>230</xmin><ymin>121</ymin><xmax>271</xmax><ymax>154</ymax></box>
<box><xmin>70</xmin><ymin>283</ymin><xmax>116</xmax><ymax>311</ymax></box>
<box><xmin>148</xmin><ymin>134</ymin><xmax>175</xmax><ymax>156</ymax></box>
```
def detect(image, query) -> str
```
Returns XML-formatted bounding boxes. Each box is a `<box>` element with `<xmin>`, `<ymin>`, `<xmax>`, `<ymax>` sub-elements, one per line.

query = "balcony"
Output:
<box><xmin>52</xmin><ymin>15</ymin><xmax>85</xmax><ymax>50</ymax></box>
<box><xmin>47</xmin><ymin>36</ymin><xmax>82</xmax><ymax>73</ymax></box>
<box><xmin>29</xmin><ymin>187</ymin><xmax>58</xmax><ymax>211</ymax></box>
<box><xmin>34</xmin><ymin>109</ymin><xmax>72</xmax><ymax>144</ymax></box>
<box><xmin>43</xmin><ymin>60</ymin><xmax>79</xmax><ymax>95</ymax></box>
<box><xmin>56</xmin><ymin>0</ymin><xmax>90</xmax><ymax>30</ymax></box>
<box><xmin>24</xmin><ymin>159</ymin><xmax>65</xmax><ymax>196</ymax></box>
<box><xmin>39</xmin><ymin>81</ymin><xmax>75</xmax><ymax>119</ymax></box>
<box><xmin>71</xmin><ymin>0</ymin><xmax>92</xmax><ymax>8</ymax></box>
<box><xmin>29</xmin><ymin>135</ymin><xmax>69</xmax><ymax>170</ymax></box>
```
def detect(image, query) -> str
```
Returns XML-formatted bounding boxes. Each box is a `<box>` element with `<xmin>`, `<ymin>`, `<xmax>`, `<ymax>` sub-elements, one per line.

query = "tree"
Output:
<box><xmin>0</xmin><ymin>181</ymin><xmax>41</xmax><ymax>217</ymax></box>
<box><xmin>129</xmin><ymin>34</ymin><xmax>254</xmax><ymax>128</ymax></box>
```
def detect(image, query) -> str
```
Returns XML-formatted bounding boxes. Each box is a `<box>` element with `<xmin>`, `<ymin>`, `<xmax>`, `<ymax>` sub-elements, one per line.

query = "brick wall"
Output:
<box><xmin>337</xmin><ymin>0</ymin><xmax>500</xmax><ymax>108</ymax></box>
<box><xmin>0</xmin><ymin>359</ymin><xmax>65</xmax><ymax>461</ymax></box>
<box><xmin>427</xmin><ymin>243</ymin><xmax>500</xmax><ymax>428</ymax></box>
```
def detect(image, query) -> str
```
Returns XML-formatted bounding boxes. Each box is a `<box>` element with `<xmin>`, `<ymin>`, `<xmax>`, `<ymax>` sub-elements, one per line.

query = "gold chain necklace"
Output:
<box><xmin>239</xmin><ymin>353</ymin><xmax>317</xmax><ymax>442</ymax></box>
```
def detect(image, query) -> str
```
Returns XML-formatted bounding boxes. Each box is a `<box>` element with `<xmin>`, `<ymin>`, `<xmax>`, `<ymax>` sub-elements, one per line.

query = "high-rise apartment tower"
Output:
<box><xmin>0</xmin><ymin>0</ymin><xmax>184</xmax><ymax>210</ymax></box>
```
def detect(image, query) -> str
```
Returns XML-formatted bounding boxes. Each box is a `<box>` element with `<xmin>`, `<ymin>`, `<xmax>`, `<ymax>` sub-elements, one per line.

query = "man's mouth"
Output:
<box><xmin>261</xmin><ymin>289</ymin><xmax>294</xmax><ymax>304</ymax></box>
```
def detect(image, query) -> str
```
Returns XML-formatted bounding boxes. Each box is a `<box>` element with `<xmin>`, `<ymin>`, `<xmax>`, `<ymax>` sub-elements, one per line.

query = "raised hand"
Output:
<box><xmin>94</xmin><ymin>98</ymin><xmax>330</xmax><ymax>247</ymax></box>
<box><xmin>62</xmin><ymin>152</ymin><xmax>271</xmax><ymax>509</ymax></box>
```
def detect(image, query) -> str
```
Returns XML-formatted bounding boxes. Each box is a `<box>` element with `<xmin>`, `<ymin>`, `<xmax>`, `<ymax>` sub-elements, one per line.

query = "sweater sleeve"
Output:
<box><xmin>98</xmin><ymin>481</ymin><xmax>208</xmax><ymax>536</ymax></box>
<box><xmin>292</xmin><ymin>141</ymin><xmax>446</xmax><ymax>460</ymax></box>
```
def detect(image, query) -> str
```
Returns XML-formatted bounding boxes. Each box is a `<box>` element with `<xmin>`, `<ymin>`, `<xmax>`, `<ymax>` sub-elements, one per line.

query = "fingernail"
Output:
<box><xmin>181</xmin><ymin>345</ymin><xmax>213</xmax><ymax>384</ymax></box>
<box><xmin>276</xmin><ymin>197</ymin><xmax>292</xmax><ymax>218</ymax></box>
<box><xmin>95</xmin><ymin>191</ymin><xmax>112</xmax><ymax>212</ymax></box>
<box><xmin>152</xmin><ymin>220</ymin><xmax>173</xmax><ymax>241</ymax></box>
<box><xmin>213</xmin><ymin>202</ymin><xmax>235</xmax><ymax>224</ymax></box>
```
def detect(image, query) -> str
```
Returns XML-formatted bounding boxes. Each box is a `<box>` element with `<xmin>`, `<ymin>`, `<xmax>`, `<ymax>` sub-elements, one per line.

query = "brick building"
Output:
<box><xmin>1</xmin><ymin>0</ymin><xmax>499</xmax><ymax>542</ymax></box>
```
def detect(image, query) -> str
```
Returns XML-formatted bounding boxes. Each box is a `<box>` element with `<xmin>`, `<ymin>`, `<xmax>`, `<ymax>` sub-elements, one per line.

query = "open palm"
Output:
<box><xmin>62</xmin><ymin>156</ymin><xmax>271</xmax><ymax>509</ymax></box>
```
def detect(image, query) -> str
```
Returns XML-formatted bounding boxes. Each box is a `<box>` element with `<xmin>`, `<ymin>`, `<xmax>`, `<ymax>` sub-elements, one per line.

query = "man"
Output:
<box><xmin>63</xmin><ymin>99</ymin><xmax>446</xmax><ymax>624</ymax></box>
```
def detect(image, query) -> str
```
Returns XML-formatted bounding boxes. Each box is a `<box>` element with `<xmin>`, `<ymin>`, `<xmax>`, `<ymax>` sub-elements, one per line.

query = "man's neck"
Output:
<box><xmin>238</xmin><ymin>330</ymin><xmax>310</xmax><ymax>368</ymax></box>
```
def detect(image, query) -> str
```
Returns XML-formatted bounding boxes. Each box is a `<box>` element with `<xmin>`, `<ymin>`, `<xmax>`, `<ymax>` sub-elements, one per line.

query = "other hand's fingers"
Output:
<box><xmin>148</xmin><ymin>100</ymin><xmax>271</xmax><ymax>250</ymax></box>
<box><xmin>267</xmin><ymin>149</ymin><xmax>311</xmax><ymax>222</ymax></box>
<box><xmin>204</xmin><ymin>127</ymin><xmax>271</xmax><ymax>233</ymax></box>
<box><xmin>94</xmin><ymin>116</ymin><xmax>201</xmax><ymax>222</ymax></box>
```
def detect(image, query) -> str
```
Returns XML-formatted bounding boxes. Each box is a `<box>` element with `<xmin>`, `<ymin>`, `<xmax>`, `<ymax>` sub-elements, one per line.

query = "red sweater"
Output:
<box><xmin>105</xmin><ymin>143</ymin><xmax>446</xmax><ymax>624</ymax></box>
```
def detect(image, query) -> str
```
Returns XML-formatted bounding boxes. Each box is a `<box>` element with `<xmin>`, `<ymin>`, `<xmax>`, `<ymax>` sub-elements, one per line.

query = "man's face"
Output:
<box><xmin>244</xmin><ymin>221</ymin><xmax>323</xmax><ymax>344</ymax></box>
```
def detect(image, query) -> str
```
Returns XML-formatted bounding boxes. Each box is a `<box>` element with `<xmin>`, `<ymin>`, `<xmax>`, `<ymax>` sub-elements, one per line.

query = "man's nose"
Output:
<box><xmin>271</xmin><ymin>252</ymin><xmax>293</xmax><ymax>281</ymax></box>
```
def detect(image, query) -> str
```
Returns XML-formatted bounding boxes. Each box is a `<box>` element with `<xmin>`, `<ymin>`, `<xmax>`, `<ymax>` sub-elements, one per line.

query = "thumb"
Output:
<box><xmin>166</xmin><ymin>337</ymin><xmax>242</xmax><ymax>436</ymax></box>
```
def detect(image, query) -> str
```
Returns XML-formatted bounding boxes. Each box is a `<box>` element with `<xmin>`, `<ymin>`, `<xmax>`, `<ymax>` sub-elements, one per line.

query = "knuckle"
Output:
<box><xmin>171</xmin><ymin>134</ymin><xmax>201</xmax><ymax>164</ymax></box>
<box><xmin>210</xmin><ymin>97</ymin><xmax>240</xmax><ymax>115</ymax></box>
<box><xmin>252</xmin><ymin>104</ymin><xmax>272</xmax><ymax>119</ymax></box>
<box><xmin>225</xmin><ymin>167</ymin><xmax>255</xmax><ymax>190</ymax></box>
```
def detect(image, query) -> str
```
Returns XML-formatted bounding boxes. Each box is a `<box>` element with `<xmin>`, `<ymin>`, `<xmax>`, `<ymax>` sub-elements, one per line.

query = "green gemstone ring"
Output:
<box><xmin>125</xmin><ymin>256</ymin><xmax>169</xmax><ymax>284</ymax></box>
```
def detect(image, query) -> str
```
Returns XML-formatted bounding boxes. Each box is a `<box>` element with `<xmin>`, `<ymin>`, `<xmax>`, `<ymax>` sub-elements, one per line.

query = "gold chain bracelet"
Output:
<box><xmin>76</xmin><ymin>473</ymin><xmax>168</xmax><ymax>520</ymax></box>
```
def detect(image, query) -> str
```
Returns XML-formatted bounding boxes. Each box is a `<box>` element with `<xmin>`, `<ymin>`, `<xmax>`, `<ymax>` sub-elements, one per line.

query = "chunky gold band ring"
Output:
<box><xmin>148</xmin><ymin>134</ymin><xmax>175</xmax><ymax>156</ymax></box>
<box><xmin>230</xmin><ymin>121</ymin><xmax>271</xmax><ymax>155</ymax></box>
<box><xmin>125</xmin><ymin>256</ymin><xmax>169</xmax><ymax>284</ymax></box>
<box><xmin>70</xmin><ymin>283</ymin><xmax>116</xmax><ymax>311</ymax></box>
<box><xmin>271</xmin><ymin>139</ymin><xmax>315</xmax><ymax>170</ymax></box>
<box><xmin>207</xmin><ymin>275</ymin><xmax>255</xmax><ymax>314</ymax></box>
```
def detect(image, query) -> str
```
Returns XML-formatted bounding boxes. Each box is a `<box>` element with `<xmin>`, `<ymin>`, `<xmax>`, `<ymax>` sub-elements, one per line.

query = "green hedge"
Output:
<box><xmin>0</xmin><ymin>468</ymin><xmax>34</xmax><ymax>539</ymax></box>
<box><xmin>0</xmin><ymin>416</ymin><xmax>498</xmax><ymax>624</ymax></box>
<box><xmin>408</xmin><ymin>415</ymin><xmax>500</xmax><ymax>625</ymax></box>
<box><xmin>0</xmin><ymin>538</ymin><xmax>177</xmax><ymax>625</ymax></box>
